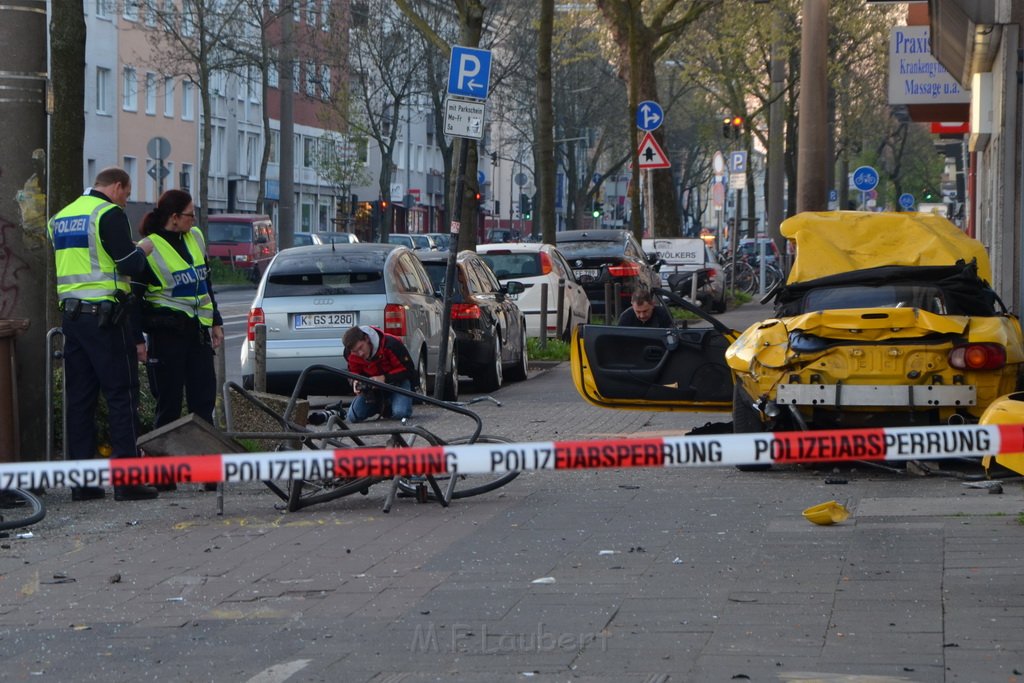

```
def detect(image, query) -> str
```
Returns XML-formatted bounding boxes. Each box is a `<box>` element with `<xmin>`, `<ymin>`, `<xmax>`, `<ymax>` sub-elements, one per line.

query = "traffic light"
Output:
<box><xmin>591</xmin><ymin>199</ymin><xmax>603</xmax><ymax>218</ymax></box>
<box><xmin>520</xmin><ymin>193</ymin><xmax>531</xmax><ymax>219</ymax></box>
<box><xmin>722</xmin><ymin>116</ymin><xmax>732</xmax><ymax>138</ymax></box>
<box><xmin>723</xmin><ymin>115</ymin><xmax>744</xmax><ymax>138</ymax></box>
<box><xmin>473</xmin><ymin>191</ymin><xmax>482</xmax><ymax>203</ymax></box>
<box><xmin>380</xmin><ymin>199</ymin><xmax>389</xmax><ymax>211</ymax></box>
<box><xmin>923</xmin><ymin>188</ymin><xmax>937</xmax><ymax>201</ymax></box>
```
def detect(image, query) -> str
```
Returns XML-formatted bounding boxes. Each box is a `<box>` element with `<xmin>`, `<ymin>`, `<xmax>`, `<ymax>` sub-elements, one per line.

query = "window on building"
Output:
<box><xmin>144</xmin><ymin>0</ymin><xmax>156</xmax><ymax>26</ymax></box>
<box><xmin>96</xmin><ymin>67</ymin><xmax>111</xmax><ymax>114</ymax></box>
<box><xmin>246</xmin><ymin>134</ymin><xmax>260</xmax><ymax>178</ymax></box>
<box><xmin>182</xmin><ymin>81</ymin><xmax>194</xmax><ymax>120</ymax></box>
<box><xmin>268</xmin><ymin>62</ymin><xmax>279</xmax><ymax>89</ymax></box>
<box><xmin>354</xmin><ymin>136</ymin><xmax>368</xmax><ymax>164</ymax></box>
<box><xmin>321</xmin><ymin>0</ymin><xmax>331</xmax><ymax>30</ymax></box>
<box><xmin>306</xmin><ymin>0</ymin><xmax>317</xmax><ymax>25</ymax></box>
<box><xmin>95</xmin><ymin>0</ymin><xmax>113</xmax><ymax>19</ymax></box>
<box><xmin>268</xmin><ymin>130</ymin><xmax>279</xmax><ymax>164</ymax></box>
<box><xmin>182</xmin><ymin>6</ymin><xmax>195</xmax><ymax>37</ymax></box>
<box><xmin>145</xmin><ymin>72</ymin><xmax>157</xmax><ymax>115</ymax></box>
<box><xmin>303</xmin><ymin>136</ymin><xmax>316</xmax><ymax>168</ymax></box>
<box><xmin>212</xmin><ymin>125</ymin><xmax>225</xmax><ymax>173</ymax></box>
<box><xmin>301</xmin><ymin>200</ymin><xmax>314</xmax><ymax>231</ymax></box>
<box><xmin>122</xmin><ymin>67</ymin><xmax>137</xmax><ymax>111</ymax></box>
<box><xmin>292</xmin><ymin>62</ymin><xmax>301</xmax><ymax>93</ymax></box>
<box><xmin>181</xmin><ymin>163</ymin><xmax>193</xmax><ymax>193</ymax></box>
<box><xmin>305</xmin><ymin>61</ymin><xmax>317</xmax><ymax>97</ymax></box>
<box><xmin>319</xmin><ymin>65</ymin><xmax>331</xmax><ymax>99</ymax></box>
<box><xmin>123</xmin><ymin>0</ymin><xmax>138</xmax><ymax>20</ymax></box>
<box><xmin>163</xmin><ymin>76</ymin><xmax>174</xmax><ymax>117</ymax></box>
<box><xmin>123</xmin><ymin>157</ymin><xmax>137</xmax><ymax>194</ymax></box>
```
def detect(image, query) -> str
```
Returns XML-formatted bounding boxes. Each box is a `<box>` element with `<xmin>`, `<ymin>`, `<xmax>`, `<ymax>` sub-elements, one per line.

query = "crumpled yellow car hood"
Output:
<box><xmin>782</xmin><ymin>211</ymin><xmax>993</xmax><ymax>284</ymax></box>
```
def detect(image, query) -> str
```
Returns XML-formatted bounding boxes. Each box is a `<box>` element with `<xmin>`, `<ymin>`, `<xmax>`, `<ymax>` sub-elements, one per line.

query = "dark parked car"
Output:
<box><xmin>555</xmin><ymin>229</ymin><xmax>662</xmax><ymax>313</ymax></box>
<box><xmin>416</xmin><ymin>250</ymin><xmax>529</xmax><ymax>391</ymax></box>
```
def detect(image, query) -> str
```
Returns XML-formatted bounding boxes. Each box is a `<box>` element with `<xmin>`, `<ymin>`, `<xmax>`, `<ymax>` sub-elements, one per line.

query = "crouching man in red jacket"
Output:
<box><xmin>341</xmin><ymin>325</ymin><xmax>418</xmax><ymax>422</ymax></box>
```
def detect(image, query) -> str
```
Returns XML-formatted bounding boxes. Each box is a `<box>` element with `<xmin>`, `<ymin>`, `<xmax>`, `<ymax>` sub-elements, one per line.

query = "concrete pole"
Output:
<box><xmin>0</xmin><ymin>0</ymin><xmax>49</xmax><ymax>460</ymax></box>
<box><xmin>796</xmin><ymin>0</ymin><xmax>830</xmax><ymax>213</ymax></box>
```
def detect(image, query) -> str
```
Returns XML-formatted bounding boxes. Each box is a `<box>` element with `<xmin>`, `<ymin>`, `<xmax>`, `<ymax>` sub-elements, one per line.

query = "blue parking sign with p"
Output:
<box><xmin>448</xmin><ymin>46</ymin><xmax>492</xmax><ymax>100</ymax></box>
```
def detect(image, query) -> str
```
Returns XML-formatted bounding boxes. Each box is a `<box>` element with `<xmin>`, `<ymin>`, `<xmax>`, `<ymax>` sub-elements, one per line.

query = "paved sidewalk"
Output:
<box><xmin>2</xmin><ymin>301</ymin><xmax>1022</xmax><ymax>682</ymax></box>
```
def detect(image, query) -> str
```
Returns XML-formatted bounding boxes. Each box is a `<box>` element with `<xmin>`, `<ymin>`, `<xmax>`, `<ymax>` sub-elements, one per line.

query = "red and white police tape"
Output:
<box><xmin>4</xmin><ymin>423</ymin><xmax>1023</xmax><ymax>490</ymax></box>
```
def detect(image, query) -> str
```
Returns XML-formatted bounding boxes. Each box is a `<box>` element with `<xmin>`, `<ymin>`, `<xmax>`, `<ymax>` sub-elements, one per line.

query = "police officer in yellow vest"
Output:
<box><xmin>133</xmin><ymin>190</ymin><xmax>224</xmax><ymax>464</ymax></box>
<box><xmin>47</xmin><ymin>167</ymin><xmax>159</xmax><ymax>502</ymax></box>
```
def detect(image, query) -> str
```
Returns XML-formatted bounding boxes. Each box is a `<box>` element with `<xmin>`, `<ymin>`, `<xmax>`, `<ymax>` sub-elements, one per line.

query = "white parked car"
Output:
<box><xmin>477</xmin><ymin>242</ymin><xmax>592</xmax><ymax>340</ymax></box>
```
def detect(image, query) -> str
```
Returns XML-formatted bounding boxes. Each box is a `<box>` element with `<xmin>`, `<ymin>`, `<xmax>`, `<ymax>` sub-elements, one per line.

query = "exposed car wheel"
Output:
<box><xmin>442</xmin><ymin>345</ymin><xmax>459</xmax><ymax>402</ymax></box>
<box><xmin>711</xmin><ymin>293</ymin><xmax>727</xmax><ymax>314</ymax></box>
<box><xmin>474</xmin><ymin>329</ymin><xmax>503</xmax><ymax>392</ymax></box>
<box><xmin>416</xmin><ymin>353</ymin><xmax>429</xmax><ymax>398</ymax></box>
<box><xmin>732</xmin><ymin>383</ymin><xmax>771</xmax><ymax>472</ymax></box>
<box><xmin>506</xmin><ymin>324</ymin><xmax>529</xmax><ymax>382</ymax></box>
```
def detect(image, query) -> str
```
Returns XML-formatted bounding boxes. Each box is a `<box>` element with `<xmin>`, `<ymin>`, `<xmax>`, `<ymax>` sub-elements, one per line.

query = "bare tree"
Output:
<box><xmin>142</xmin><ymin>0</ymin><xmax>251</xmax><ymax>227</ymax></box>
<box><xmin>595</xmin><ymin>0</ymin><xmax>717</xmax><ymax>239</ymax></box>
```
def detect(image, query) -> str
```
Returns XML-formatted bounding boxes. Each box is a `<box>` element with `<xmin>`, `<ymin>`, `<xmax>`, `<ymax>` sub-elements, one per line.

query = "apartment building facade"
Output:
<box><xmin>82</xmin><ymin>1</ymin><xmax>350</xmax><ymax>233</ymax></box>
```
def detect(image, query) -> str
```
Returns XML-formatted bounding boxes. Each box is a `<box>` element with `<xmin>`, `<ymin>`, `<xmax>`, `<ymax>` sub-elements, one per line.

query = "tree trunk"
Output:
<box><xmin>452</xmin><ymin>0</ymin><xmax>484</xmax><ymax>251</ymax></box>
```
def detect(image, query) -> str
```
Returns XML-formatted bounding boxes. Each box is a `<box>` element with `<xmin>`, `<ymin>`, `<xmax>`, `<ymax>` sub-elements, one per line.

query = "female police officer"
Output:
<box><xmin>134</xmin><ymin>190</ymin><xmax>224</xmax><ymax>459</ymax></box>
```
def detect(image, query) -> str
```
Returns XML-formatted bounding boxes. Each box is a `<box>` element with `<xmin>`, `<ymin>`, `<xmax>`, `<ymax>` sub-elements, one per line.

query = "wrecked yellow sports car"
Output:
<box><xmin>572</xmin><ymin>211</ymin><xmax>1024</xmax><ymax>436</ymax></box>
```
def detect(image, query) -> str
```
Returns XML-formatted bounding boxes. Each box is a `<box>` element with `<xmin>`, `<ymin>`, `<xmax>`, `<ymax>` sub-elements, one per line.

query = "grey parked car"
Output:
<box><xmin>241</xmin><ymin>243</ymin><xmax>456</xmax><ymax>399</ymax></box>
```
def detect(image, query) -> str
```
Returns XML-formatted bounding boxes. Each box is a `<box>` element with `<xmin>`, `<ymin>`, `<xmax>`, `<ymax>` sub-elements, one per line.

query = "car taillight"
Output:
<box><xmin>608</xmin><ymin>262</ymin><xmax>640</xmax><ymax>277</ymax></box>
<box><xmin>539</xmin><ymin>252</ymin><xmax>553</xmax><ymax>275</ymax></box>
<box><xmin>384</xmin><ymin>303</ymin><xmax>407</xmax><ymax>336</ymax></box>
<box><xmin>246</xmin><ymin>307</ymin><xmax>265</xmax><ymax>341</ymax></box>
<box><xmin>949</xmin><ymin>342</ymin><xmax>1006</xmax><ymax>370</ymax></box>
<box><xmin>451</xmin><ymin>303</ymin><xmax>482</xmax><ymax>319</ymax></box>
<box><xmin>706</xmin><ymin>267</ymin><xmax>718</xmax><ymax>278</ymax></box>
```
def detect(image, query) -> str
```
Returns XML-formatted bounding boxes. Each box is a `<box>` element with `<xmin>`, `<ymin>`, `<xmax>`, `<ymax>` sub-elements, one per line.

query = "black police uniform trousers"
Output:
<box><xmin>145</xmin><ymin>318</ymin><xmax>216</xmax><ymax>428</ymax></box>
<box><xmin>62</xmin><ymin>310</ymin><xmax>142</xmax><ymax>459</ymax></box>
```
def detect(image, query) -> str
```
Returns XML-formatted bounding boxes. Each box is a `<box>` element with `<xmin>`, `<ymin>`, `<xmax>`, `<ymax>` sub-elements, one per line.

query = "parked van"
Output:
<box><xmin>205</xmin><ymin>214</ymin><xmax>277</xmax><ymax>282</ymax></box>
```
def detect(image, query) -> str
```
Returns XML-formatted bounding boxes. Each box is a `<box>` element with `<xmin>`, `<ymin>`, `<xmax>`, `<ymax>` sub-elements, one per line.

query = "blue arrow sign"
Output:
<box><xmin>852</xmin><ymin>165</ymin><xmax>879</xmax><ymax>192</ymax></box>
<box><xmin>448</xmin><ymin>46</ymin><xmax>492</xmax><ymax>100</ymax></box>
<box><xmin>636</xmin><ymin>101</ymin><xmax>663</xmax><ymax>132</ymax></box>
<box><xmin>477</xmin><ymin>171</ymin><xmax>486</xmax><ymax>185</ymax></box>
<box><xmin>899</xmin><ymin>193</ymin><xmax>915</xmax><ymax>210</ymax></box>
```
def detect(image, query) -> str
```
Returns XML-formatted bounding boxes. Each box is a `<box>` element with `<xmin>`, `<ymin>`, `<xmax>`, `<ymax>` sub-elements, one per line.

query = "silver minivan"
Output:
<box><xmin>241</xmin><ymin>243</ymin><xmax>457</xmax><ymax>399</ymax></box>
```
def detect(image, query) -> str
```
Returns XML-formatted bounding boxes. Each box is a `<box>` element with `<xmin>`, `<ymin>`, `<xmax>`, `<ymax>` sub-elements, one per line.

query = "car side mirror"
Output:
<box><xmin>504</xmin><ymin>281</ymin><xmax>525</xmax><ymax>295</ymax></box>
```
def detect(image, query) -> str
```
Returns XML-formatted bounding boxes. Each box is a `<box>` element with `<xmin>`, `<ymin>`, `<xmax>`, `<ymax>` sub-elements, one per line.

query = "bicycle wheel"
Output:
<box><xmin>0</xmin><ymin>488</ymin><xmax>46</xmax><ymax>532</ymax></box>
<box><xmin>396</xmin><ymin>435</ymin><xmax>519</xmax><ymax>500</ymax></box>
<box><xmin>286</xmin><ymin>476</ymin><xmax>378</xmax><ymax>512</ymax></box>
<box><xmin>726</xmin><ymin>261</ymin><xmax>757</xmax><ymax>295</ymax></box>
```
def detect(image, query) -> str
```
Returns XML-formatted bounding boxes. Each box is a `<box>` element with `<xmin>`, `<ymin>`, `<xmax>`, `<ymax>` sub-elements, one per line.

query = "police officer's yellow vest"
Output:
<box><xmin>48</xmin><ymin>195</ymin><xmax>131</xmax><ymax>303</ymax></box>
<box><xmin>144</xmin><ymin>228</ymin><xmax>214</xmax><ymax>327</ymax></box>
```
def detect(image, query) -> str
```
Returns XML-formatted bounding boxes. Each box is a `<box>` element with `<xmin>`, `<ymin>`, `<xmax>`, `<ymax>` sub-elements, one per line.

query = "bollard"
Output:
<box><xmin>556</xmin><ymin>278</ymin><xmax>565</xmax><ymax>340</ymax></box>
<box><xmin>45</xmin><ymin>327</ymin><xmax>66</xmax><ymax>460</ymax></box>
<box><xmin>539</xmin><ymin>283</ymin><xmax>549</xmax><ymax>349</ymax></box>
<box><xmin>613</xmin><ymin>283</ymin><xmax>622</xmax><ymax>320</ymax></box>
<box><xmin>214</xmin><ymin>328</ymin><xmax>228</xmax><ymax>429</ymax></box>
<box><xmin>254</xmin><ymin>323</ymin><xmax>267</xmax><ymax>393</ymax></box>
<box><xmin>604</xmin><ymin>283</ymin><xmax>614</xmax><ymax>324</ymax></box>
<box><xmin>0</xmin><ymin>319</ymin><xmax>30</xmax><ymax>462</ymax></box>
